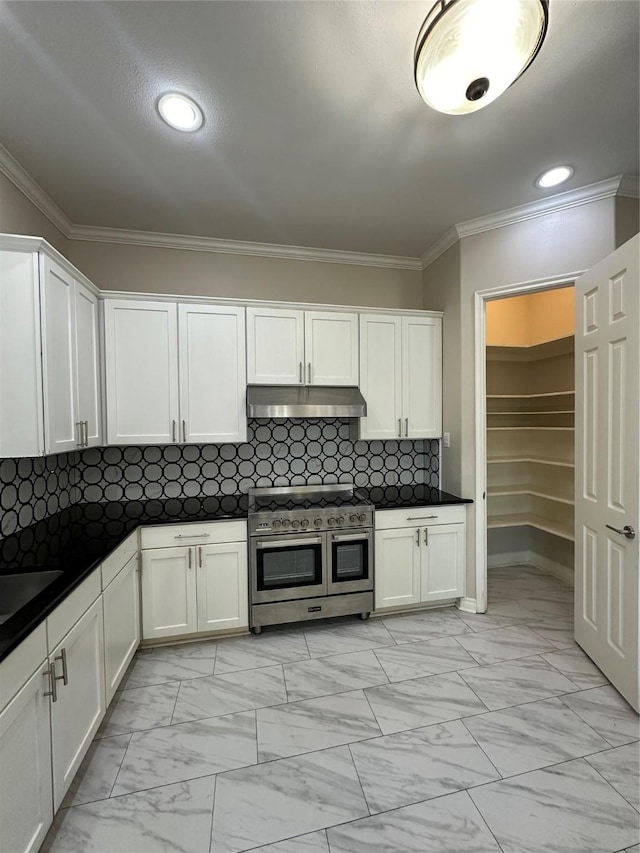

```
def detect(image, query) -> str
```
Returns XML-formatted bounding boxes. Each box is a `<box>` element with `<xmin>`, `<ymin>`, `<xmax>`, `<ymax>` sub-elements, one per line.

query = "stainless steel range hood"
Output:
<box><xmin>246</xmin><ymin>385</ymin><xmax>367</xmax><ymax>419</ymax></box>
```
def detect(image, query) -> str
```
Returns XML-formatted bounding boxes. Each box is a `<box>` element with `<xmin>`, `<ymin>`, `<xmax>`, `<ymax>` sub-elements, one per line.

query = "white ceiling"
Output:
<box><xmin>0</xmin><ymin>1</ymin><xmax>638</xmax><ymax>258</ymax></box>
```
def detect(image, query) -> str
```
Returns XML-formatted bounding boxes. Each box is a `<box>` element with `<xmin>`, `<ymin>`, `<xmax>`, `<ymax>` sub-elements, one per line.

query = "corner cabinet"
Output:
<box><xmin>0</xmin><ymin>238</ymin><xmax>102</xmax><ymax>458</ymax></box>
<box><xmin>374</xmin><ymin>505</ymin><xmax>465</xmax><ymax>611</ymax></box>
<box><xmin>104</xmin><ymin>299</ymin><xmax>247</xmax><ymax>445</ymax></box>
<box><xmin>246</xmin><ymin>307</ymin><xmax>359</xmax><ymax>386</ymax></box>
<box><xmin>140</xmin><ymin>520</ymin><xmax>248</xmax><ymax>640</ymax></box>
<box><xmin>357</xmin><ymin>314</ymin><xmax>442</xmax><ymax>440</ymax></box>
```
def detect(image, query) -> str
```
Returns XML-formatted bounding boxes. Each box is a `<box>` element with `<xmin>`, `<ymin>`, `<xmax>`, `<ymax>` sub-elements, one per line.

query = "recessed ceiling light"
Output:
<box><xmin>157</xmin><ymin>93</ymin><xmax>203</xmax><ymax>132</ymax></box>
<box><xmin>535</xmin><ymin>165</ymin><xmax>574</xmax><ymax>189</ymax></box>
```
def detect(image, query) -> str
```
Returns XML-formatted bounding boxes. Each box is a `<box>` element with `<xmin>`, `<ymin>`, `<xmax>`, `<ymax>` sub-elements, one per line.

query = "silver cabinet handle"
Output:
<box><xmin>407</xmin><ymin>515</ymin><xmax>438</xmax><ymax>521</ymax></box>
<box><xmin>43</xmin><ymin>663</ymin><xmax>57</xmax><ymax>702</ymax></box>
<box><xmin>174</xmin><ymin>533</ymin><xmax>211</xmax><ymax>539</ymax></box>
<box><xmin>54</xmin><ymin>647</ymin><xmax>69</xmax><ymax>685</ymax></box>
<box><xmin>83</xmin><ymin>420</ymin><xmax>89</xmax><ymax>447</ymax></box>
<box><xmin>172</xmin><ymin>420</ymin><xmax>176</xmax><ymax>442</ymax></box>
<box><xmin>606</xmin><ymin>524</ymin><xmax>636</xmax><ymax>540</ymax></box>
<box><xmin>182</xmin><ymin>420</ymin><xmax>187</xmax><ymax>443</ymax></box>
<box><xmin>308</xmin><ymin>362</ymin><xmax>312</xmax><ymax>384</ymax></box>
<box><xmin>188</xmin><ymin>548</ymin><xmax>192</xmax><ymax>569</ymax></box>
<box><xmin>299</xmin><ymin>362</ymin><xmax>303</xmax><ymax>383</ymax></box>
<box><xmin>424</xmin><ymin>528</ymin><xmax>428</xmax><ymax>546</ymax></box>
<box><xmin>415</xmin><ymin>528</ymin><xmax>420</xmax><ymax>546</ymax></box>
<box><xmin>75</xmin><ymin>422</ymin><xmax>81</xmax><ymax>447</ymax></box>
<box><xmin>398</xmin><ymin>418</ymin><xmax>402</xmax><ymax>438</ymax></box>
<box><xmin>405</xmin><ymin>418</ymin><xmax>409</xmax><ymax>437</ymax></box>
<box><xmin>199</xmin><ymin>546</ymin><xmax>203</xmax><ymax>568</ymax></box>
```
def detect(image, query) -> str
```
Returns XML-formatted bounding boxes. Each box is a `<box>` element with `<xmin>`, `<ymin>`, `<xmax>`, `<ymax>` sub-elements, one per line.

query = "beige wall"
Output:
<box><xmin>424</xmin><ymin>197</ymin><xmax>617</xmax><ymax>602</ymax></box>
<box><xmin>67</xmin><ymin>240</ymin><xmax>424</xmax><ymax>310</ymax></box>
<box><xmin>486</xmin><ymin>286</ymin><xmax>575</xmax><ymax>346</ymax></box>
<box><xmin>0</xmin><ymin>172</ymin><xmax>69</xmax><ymax>254</ymax></box>
<box><xmin>615</xmin><ymin>195</ymin><xmax>640</xmax><ymax>248</ymax></box>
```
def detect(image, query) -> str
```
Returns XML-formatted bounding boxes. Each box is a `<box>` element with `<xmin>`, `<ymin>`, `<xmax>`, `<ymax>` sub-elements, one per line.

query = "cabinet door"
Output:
<box><xmin>103</xmin><ymin>555</ymin><xmax>140</xmax><ymax>703</ymax></box>
<box><xmin>402</xmin><ymin>316</ymin><xmax>442</xmax><ymax>439</ymax></box>
<box><xmin>141</xmin><ymin>547</ymin><xmax>197</xmax><ymax>639</ymax></box>
<box><xmin>196</xmin><ymin>541</ymin><xmax>248</xmax><ymax>632</ymax></box>
<box><xmin>374</xmin><ymin>527</ymin><xmax>421</xmax><ymax>610</ymax></box>
<box><xmin>49</xmin><ymin>598</ymin><xmax>106</xmax><ymax>810</ymax></box>
<box><xmin>0</xmin><ymin>664</ymin><xmax>53</xmax><ymax>853</ymax></box>
<box><xmin>0</xmin><ymin>249</ymin><xmax>44</xmax><ymax>458</ymax></box>
<box><xmin>41</xmin><ymin>256</ymin><xmax>79</xmax><ymax>453</ymax></box>
<box><xmin>359</xmin><ymin>315</ymin><xmax>402</xmax><ymax>440</ymax></box>
<box><xmin>104</xmin><ymin>300</ymin><xmax>179</xmax><ymax>444</ymax></box>
<box><xmin>246</xmin><ymin>307</ymin><xmax>304</xmax><ymax>385</ymax></box>
<box><xmin>74</xmin><ymin>282</ymin><xmax>102</xmax><ymax>447</ymax></box>
<box><xmin>420</xmin><ymin>523</ymin><xmax>465</xmax><ymax>603</ymax></box>
<box><xmin>304</xmin><ymin>311</ymin><xmax>359</xmax><ymax>386</ymax></box>
<box><xmin>178</xmin><ymin>304</ymin><xmax>247</xmax><ymax>443</ymax></box>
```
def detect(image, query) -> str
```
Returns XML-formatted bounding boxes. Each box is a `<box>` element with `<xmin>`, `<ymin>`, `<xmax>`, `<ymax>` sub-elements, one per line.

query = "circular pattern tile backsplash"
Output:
<box><xmin>0</xmin><ymin>418</ymin><xmax>440</xmax><ymax>540</ymax></box>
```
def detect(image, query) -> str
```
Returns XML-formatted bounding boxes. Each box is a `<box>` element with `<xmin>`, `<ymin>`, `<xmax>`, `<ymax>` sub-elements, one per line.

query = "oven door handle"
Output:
<box><xmin>256</xmin><ymin>537</ymin><xmax>323</xmax><ymax>548</ymax></box>
<box><xmin>330</xmin><ymin>532</ymin><xmax>371</xmax><ymax>542</ymax></box>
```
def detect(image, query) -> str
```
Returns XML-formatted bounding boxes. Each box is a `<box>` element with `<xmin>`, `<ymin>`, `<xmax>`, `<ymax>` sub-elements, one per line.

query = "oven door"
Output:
<box><xmin>327</xmin><ymin>529</ymin><xmax>373</xmax><ymax>595</ymax></box>
<box><xmin>250</xmin><ymin>534</ymin><xmax>327</xmax><ymax>604</ymax></box>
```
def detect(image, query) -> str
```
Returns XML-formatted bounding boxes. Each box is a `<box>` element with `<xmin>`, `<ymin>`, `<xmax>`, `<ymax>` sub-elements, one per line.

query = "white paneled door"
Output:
<box><xmin>575</xmin><ymin>234</ymin><xmax>639</xmax><ymax>711</ymax></box>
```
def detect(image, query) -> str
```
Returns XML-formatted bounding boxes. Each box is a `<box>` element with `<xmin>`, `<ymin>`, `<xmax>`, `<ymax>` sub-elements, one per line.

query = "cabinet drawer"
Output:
<box><xmin>0</xmin><ymin>622</ymin><xmax>47</xmax><ymax>713</ymax></box>
<box><xmin>47</xmin><ymin>569</ymin><xmax>101</xmax><ymax>652</ymax></box>
<box><xmin>100</xmin><ymin>531</ymin><xmax>139</xmax><ymax>589</ymax></box>
<box><xmin>375</xmin><ymin>505</ymin><xmax>466</xmax><ymax>530</ymax></box>
<box><xmin>140</xmin><ymin>520</ymin><xmax>247</xmax><ymax>550</ymax></box>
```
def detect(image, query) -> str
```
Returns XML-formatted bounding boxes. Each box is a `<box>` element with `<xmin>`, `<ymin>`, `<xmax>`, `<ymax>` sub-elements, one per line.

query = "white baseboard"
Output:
<box><xmin>487</xmin><ymin>549</ymin><xmax>574</xmax><ymax>587</ymax></box>
<box><xmin>487</xmin><ymin>551</ymin><xmax>529</xmax><ymax>569</ymax></box>
<box><xmin>457</xmin><ymin>597</ymin><xmax>477</xmax><ymax>614</ymax></box>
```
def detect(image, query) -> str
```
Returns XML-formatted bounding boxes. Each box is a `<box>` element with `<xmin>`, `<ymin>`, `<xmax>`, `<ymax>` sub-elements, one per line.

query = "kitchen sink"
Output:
<box><xmin>0</xmin><ymin>570</ymin><xmax>63</xmax><ymax>625</ymax></box>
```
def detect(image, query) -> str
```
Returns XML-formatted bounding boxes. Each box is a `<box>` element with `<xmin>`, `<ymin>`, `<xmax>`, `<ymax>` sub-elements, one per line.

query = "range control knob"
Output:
<box><xmin>349</xmin><ymin>514</ymin><xmax>358</xmax><ymax>524</ymax></box>
<box><xmin>336</xmin><ymin>516</ymin><xmax>345</xmax><ymax>526</ymax></box>
<box><xmin>328</xmin><ymin>517</ymin><xmax>336</xmax><ymax>527</ymax></box>
<box><xmin>291</xmin><ymin>519</ymin><xmax>300</xmax><ymax>530</ymax></box>
<box><xmin>281</xmin><ymin>518</ymin><xmax>291</xmax><ymax>528</ymax></box>
<box><xmin>273</xmin><ymin>519</ymin><xmax>282</xmax><ymax>529</ymax></box>
<box><xmin>358</xmin><ymin>513</ymin><xmax>367</xmax><ymax>523</ymax></box>
<box><xmin>314</xmin><ymin>518</ymin><xmax>323</xmax><ymax>528</ymax></box>
<box><xmin>301</xmin><ymin>519</ymin><xmax>310</xmax><ymax>529</ymax></box>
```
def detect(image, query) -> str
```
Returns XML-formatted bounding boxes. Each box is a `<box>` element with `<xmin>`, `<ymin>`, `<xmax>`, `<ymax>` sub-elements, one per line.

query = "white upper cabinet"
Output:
<box><xmin>178</xmin><ymin>304</ymin><xmax>247</xmax><ymax>443</ymax></box>
<box><xmin>0</xmin><ymin>249</ymin><xmax>44</xmax><ymax>457</ymax></box>
<box><xmin>358</xmin><ymin>315</ymin><xmax>402</xmax><ymax>440</ymax></box>
<box><xmin>41</xmin><ymin>258</ymin><xmax>78</xmax><ymax>453</ymax></box>
<box><xmin>74</xmin><ymin>282</ymin><xmax>102</xmax><ymax>447</ymax></box>
<box><xmin>246</xmin><ymin>307</ymin><xmax>304</xmax><ymax>385</ymax></box>
<box><xmin>0</xmin><ymin>240</ymin><xmax>101</xmax><ymax>458</ymax></box>
<box><xmin>104</xmin><ymin>300</ymin><xmax>180</xmax><ymax>445</ymax></box>
<box><xmin>402</xmin><ymin>316</ymin><xmax>442</xmax><ymax>439</ymax></box>
<box><xmin>304</xmin><ymin>311</ymin><xmax>359</xmax><ymax>386</ymax></box>
<box><xmin>359</xmin><ymin>313</ymin><xmax>442</xmax><ymax>440</ymax></box>
<box><xmin>247</xmin><ymin>307</ymin><xmax>359</xmax><ymax>386</ymax></box>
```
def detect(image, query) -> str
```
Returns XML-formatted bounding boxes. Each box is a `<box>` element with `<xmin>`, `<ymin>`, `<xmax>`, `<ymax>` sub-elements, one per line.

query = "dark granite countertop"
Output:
<box><xmin>361</xmin><ymin>485</ymin><xmax>473</xmax><ymax>510</ymax></box>
<box><xmin>0</xmin><ymin>496</ymin><xmax>248</xmax><ymax>662</ymax></box>
<box><xmin>0</xmin><ymin>485</ymin><xmax>472</xmax><ymax>663</ymax></box>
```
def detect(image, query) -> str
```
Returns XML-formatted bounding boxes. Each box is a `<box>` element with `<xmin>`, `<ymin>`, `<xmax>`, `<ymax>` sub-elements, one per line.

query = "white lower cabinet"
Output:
<box><xmin>103</xmin><ymin>554</ymin><xmax>140</xmax><ymax>703</ymax></box>
<box><xmin>49</xmin><ymin>597</ymin><xmax>106</xmax><ymax>810</ymax></box>
<box><xmin>140</xmin><ymin>521</ymin><xmax>249</xmax><ymax>640</ymax></box>
<box><xmin>141</xmin><ymin>546</ymin><xmax>198</xmax><ymax>640</ymax></box>
<box><xmin>197</xmin><ymin>542</ymin><xmax>248</xmax><ymax>632</ymax></box>
<box><xmin>375</xmin><ymin>507</ymin><xmax>466</xmax><ymax>611</ymax></box>
<box><xmin>0</xmin><ymin>664</ymin><xmax>53</xmax><ymax>853</ymax></box>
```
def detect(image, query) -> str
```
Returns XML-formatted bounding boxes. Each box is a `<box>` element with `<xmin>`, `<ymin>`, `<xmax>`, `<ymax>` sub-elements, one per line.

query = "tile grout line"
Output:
<box><xmin>346</xmin><ymin>743</ymin><xmax>373</xmax><ymax>817</ymax></box>
<box><xmin>585</xmin><ymin>756</ymin><xmax>640</xmax><ymax>815</ymax></box>
<box><xmin>463</xmin><ymin>789</ymin><xmax>508</xmax><ymax>853</ymax></box>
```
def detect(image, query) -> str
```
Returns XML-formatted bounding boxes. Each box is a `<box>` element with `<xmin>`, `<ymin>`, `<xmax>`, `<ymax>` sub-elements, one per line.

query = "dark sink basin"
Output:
<box><xmin>0</xmin><ymin>570</ymin><xmax>64</xmax><ymax>624</ymax></box>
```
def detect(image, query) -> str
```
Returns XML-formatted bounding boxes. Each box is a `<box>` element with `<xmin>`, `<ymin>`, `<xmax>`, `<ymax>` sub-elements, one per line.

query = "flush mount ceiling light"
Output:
<box><xmin>414</xmin><ymin>0</ymin><xmax>549</xmax><ymax>115</ymax></box>
<box><xmin>535</xmin><ymin>165</ymin><xmax>574</xmax><ymax>188</ymax></box>
<box><xmin>157</xmin><ymin>92</ymin><xmax>203</xmax><ymax>132</ymax></box>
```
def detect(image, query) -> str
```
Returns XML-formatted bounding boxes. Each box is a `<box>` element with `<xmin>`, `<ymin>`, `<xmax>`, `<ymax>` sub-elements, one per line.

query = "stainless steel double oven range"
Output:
<box><xmin>248</xmin><ymin>484</ymin><xmax>374</xmax><ymax>633</ymax></box>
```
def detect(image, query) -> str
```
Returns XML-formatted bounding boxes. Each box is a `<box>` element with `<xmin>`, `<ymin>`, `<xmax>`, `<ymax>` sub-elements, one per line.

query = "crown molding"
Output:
<box><xmin>455</xmin><ymin>175</ymin><xmax>628</xmax><ymax>240</ymax></box>
<box><xmin>67</xmin><ymin>224</ymin><xmax>423</xmax><ymax>271</ymax></box>
<box><xmin>0</xmin><ymin>143</ymin><xmax>72</xmax><ymax>237</ymax></box>
<box><xmin>419</xmin><ymin>226</ymin><xmax>460</xmax><ymax>270</ymax></box>
<box><xmin>618</xmin><ymin>174</ymin><xmax>640</xmax><ymax>198</ymax></box>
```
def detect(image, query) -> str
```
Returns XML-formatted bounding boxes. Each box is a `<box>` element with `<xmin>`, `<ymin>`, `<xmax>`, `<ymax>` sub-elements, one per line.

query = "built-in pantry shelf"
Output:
<box><xmin>487</xmin><ymin>513</ymin><xmax>575</xmax><ymax>542</ymax></box>
<box><xmin>487</xmin><ymin>486</ymin><xmax>574</xmax><ymax>506</ymax></box>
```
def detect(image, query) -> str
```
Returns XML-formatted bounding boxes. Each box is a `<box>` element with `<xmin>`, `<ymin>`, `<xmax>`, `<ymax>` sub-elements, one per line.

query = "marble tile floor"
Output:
<box><xmin>43</xmin><ymin>565</ymin><xmax>639</xmax><ymax>853</ymax></box>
